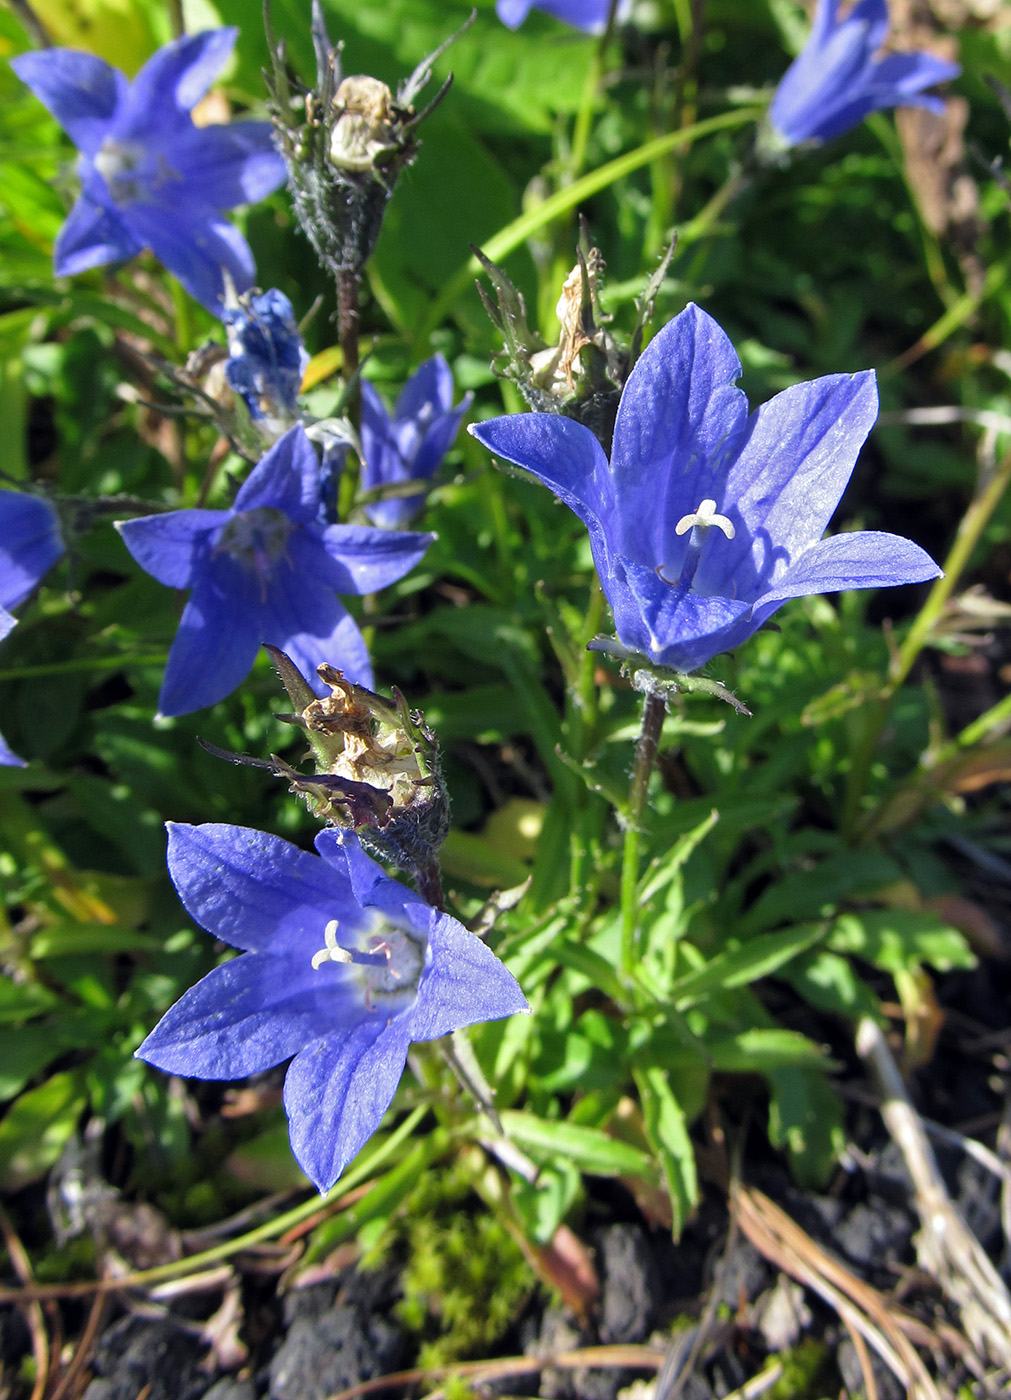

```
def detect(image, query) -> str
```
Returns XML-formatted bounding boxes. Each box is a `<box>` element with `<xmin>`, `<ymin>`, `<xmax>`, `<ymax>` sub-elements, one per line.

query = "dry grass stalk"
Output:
<box><xmin>731</xmin><ymin>1180</ymin><xmax>943</xmax><ymax>1400</ymax></box>
<box><xmin>856</xmin><ymin>1016</ymin><xmax>1011</xmax><ymax>1373</ymax></box>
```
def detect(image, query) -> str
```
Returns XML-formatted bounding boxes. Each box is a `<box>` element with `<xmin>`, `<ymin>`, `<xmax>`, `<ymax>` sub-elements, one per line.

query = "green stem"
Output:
<box><xmin>842</xmin><ymin>443</ymin><xmax>1011</xmax><ymax>838</ymax></box>
<box><xmin>416</xmin><ymin>107</ymin><xmax>760</xmax><ymax>343</ymax></box>
<box><xmin>620</xmin><ymin>690</ymin><xmax>665</xmax><ymax>981</ymax></box>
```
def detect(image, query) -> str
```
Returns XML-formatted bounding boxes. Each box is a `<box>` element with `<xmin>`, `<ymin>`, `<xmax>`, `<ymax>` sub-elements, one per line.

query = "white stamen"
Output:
<box><xmin>674</xmin><ymin>499</ymin><xmax>735</xmax><ymax>539</ymax></box>
<box><xmin>311</xmin><ymin>918</ymin><xmax>353</xmax><ymax>971</ymax></box>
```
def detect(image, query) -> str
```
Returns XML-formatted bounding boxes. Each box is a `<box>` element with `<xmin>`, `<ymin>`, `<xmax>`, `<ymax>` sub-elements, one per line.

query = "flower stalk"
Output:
<box><xmin>619</xmin><ymin>689</ymin><xmax>665</xmax><ymax>983</ymax></box>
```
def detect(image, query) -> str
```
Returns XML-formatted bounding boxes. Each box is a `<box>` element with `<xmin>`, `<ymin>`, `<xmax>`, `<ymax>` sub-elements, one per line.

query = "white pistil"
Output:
<box><xmin>311</xmin><ymin>918</ymin><xmax>354</xmax><ymax>971</ymax></box>
<box><xmin>674</xmin><ymin>499</ymin><xmax>735</xmax><ymax>540</ymax></box>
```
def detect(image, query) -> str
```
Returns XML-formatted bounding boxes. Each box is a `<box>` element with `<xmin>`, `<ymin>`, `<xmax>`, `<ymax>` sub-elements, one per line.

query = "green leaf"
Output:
<box><xmin>827</xmin><ymin>909</ymin><xmax>975</xmax><ymax>977</ymax></box>
<box><xmin>499</xmin><ymin>1110</ymin><xmax>657</xmax><ymax>1180</ymax></box>
<box><xmin>633</xmin><ymin>1065</ymin><xmax>699</xmax><ymax>1239</ymax></box>
<box><xmin>0</xmin><ymin>1071</ymin><xmax>87</xmax><ymax>1190</ymax></box>
<box><xmin>0</xmin><ymin>976</ymin><xmax>61</xmax><ymax>1023</ymax></box>
<box><xmin>668</xmin><ymin>923</ymin><xmax>828</xmax><ymax>1009</ymax></box>
<box><xmin>0</xmin><ymin>1024</ymin><xmax>63</xmax><ymax>1101</ymax></box>
<box><xmin>512</xmin><ymin>1161</ymin><xmax>582</xmax><ymax>1246</ymax></box>
<box><xmin>778</xmin><ymin>950</ymin><xmax>881</xmax><ymax>1022</ymax></box>
<box><xmin>705</xmin><ymin>1028</ymin><xmax>830</xmax><ymax>1074</ymax></box>
<box><xmin>766</xmin><ymin>1066</ymin><xmax>845</xmax><ymax>1191</ymax></box>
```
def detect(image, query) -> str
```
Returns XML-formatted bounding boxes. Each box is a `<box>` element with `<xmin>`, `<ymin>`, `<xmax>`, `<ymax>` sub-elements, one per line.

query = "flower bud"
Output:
<box><xmin>264</xmin><ymin>0</ymin><xmax>463</xmax><ymax>280</ymax></box>
<box><xmin>477</xmin><ymin>229</ymin><xmax>675</xmax><ymax>453</ymax></box>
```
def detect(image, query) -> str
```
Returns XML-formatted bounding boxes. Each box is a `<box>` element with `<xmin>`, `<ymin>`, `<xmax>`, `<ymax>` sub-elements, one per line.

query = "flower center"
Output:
<box><xmin>216</xmin><ymin>507</ymin><xmax>293</xmax><ymax>587</ymax></box>
<box><xmin>93</xmin><ymin>138</ymin><xmax>151</xmax><ymax>204</ymax></box>
<box><xmin>310</xmin><ymin>914</ymin><xmax>425</xmax><ymax>1009</ymax></box>
<box><xmin>661</xmin><ymin>499</ymin><xmax>735</xmax><ymax>589</ymax></box>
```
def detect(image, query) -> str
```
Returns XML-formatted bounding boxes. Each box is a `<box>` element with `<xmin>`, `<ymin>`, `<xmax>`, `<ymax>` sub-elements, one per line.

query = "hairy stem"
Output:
<box><xmin>620</xmin><ymin>690</ymin><xmax>665</xmax><ymax>981</ymax></box>
<box><xmin>337</xmin><ymin>267</ymin><xmax>360</xmax><ymax>425</ymax></box>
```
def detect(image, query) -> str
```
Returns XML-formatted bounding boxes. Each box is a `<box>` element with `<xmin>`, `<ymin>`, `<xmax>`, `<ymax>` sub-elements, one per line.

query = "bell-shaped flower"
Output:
<box><xmin>223</xmin><ymin>288</ymin><xmax>309</xmax><ymax>438</ymax></box>
<box><xmin>768</xmin><ymin>0</ymin><xmax>959</xmax><ymax>149</ymax></box>
<box><xmin>117</xmin><ymin>425</ymin><xmax>433</xmax><ymax>717</ymax></box>
<box><xmin>136</xmin><ymin>822</ymin><xmax>529</xmax><ymax>1192</ymax></box>
<box><xmin>496</xmin><ymin>0</ymin><xmax>628</xmax><ymax>32</ymax></box>
<box><xmin>0</xmin><ymin>490</ymin><xmax>65</xmax><ymax>612</ymax></box>
<box><xmin>471</xmin><ymin>303</ymin><xmax>941</xmax><ymax>676</ymax></box>
<box><xmin>0</xmin><ymin>608</ymin><xmax>25</xmax><ymax>767</ymax></box>
<box><xmin>11</xmin><ymin>29</ymin><xmax>286</xmax><ymax>312</ymax></box>
<box><xmin>360</xmin><ymin>355</ymin><xmax>472</xmax><ymax>529</ymax></box>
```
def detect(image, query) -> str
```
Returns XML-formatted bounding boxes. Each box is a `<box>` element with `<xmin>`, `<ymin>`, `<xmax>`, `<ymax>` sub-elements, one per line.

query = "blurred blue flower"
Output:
<box><xmin>360</xmin><ymin>355</ymin><xmax>472</xmax><ymax>529</ymax></box>
<box><xmin>0</xmin><ymin>608</ymin><xmax>24</xmax><ymax>767</ymax></box>
<box><xmin>223</xmin><ymin>288</ymin><xmax>309</xmax><ymax>436</ymax></box>
<box><xmin>117</xmin><ymin>425</ymin><xmax>433</xmax><ymax>717</ymax></box>
<box><xmin>137</xmin><ymin>822</ymin><xmax>528</xmax><ymax>1192</ymax></box>
<box><xmin>496</xmin><ymin>0</ymin><xmax>627</xmax><ymax>32</ymax></box>
<box><xmin>768</xmin><ymin>0</ymin><xmax>959</xmax><ymax>148</ymax></box>
<box><xmin>471</xmin><ymin>303</ymin><xmax>941</xmax><ymax>675</ymax></box>
<box><xmin>0</xmin><ymin>490</ymin><xmax>65</xmax><ymax>611</ymax></box>
<box><xmin>12</xmin><ymin>29</ymin><xmax>286</xmax><ymax>312</ymax></box>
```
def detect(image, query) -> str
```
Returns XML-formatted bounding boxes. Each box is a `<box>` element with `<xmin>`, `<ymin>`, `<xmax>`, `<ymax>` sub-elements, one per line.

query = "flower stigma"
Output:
<box><xmin>659</xmin><ymin>499</ymin><xmax>735</xmax><ymax>588</ymax></box>
<box><xmin>674</xmin><ymin>499</ymin><xmax>735</xmax><ymax>541</ymax></box>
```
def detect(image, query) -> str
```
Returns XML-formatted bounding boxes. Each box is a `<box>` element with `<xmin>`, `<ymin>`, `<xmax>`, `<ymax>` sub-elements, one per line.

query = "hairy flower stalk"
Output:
<box><xmin>263</xmin><ymin>0</ymin><xmax>460</xmax><ymax>391</ymax></box>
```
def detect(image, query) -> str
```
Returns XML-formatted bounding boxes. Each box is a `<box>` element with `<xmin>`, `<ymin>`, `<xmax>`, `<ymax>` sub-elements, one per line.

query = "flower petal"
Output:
<box><xmin>394</xmin><ymin>355</ymin><xmax>453</xmax><ymax>421</ymax></box>
<box><xmin>752</xmin><ymin>529</ymin><xmax>942</xmax><ymax>626</ymax></box>
<box><xmin>54</xmin><ymin>191</ymin><xmax>141</xmax><ymax>277</ymax></box>
<box><xmin>0</xmin><ymin>492</ymin><xmax>65</xmax><ymax>610</ymax></box>
<box><xmin>233</xmin><ymin>426</ymin><xmax>321</xmax><ymax>523</ymax></box>
<box><xmin>116</xmin><ymin>509</ymin><xmax>223</xmax><ymax>588</ymax></box>
<box><xmin>0</xmin><ymin>731</ymin><xmax>24</xmax><ymax>768</ymax></box>
<box><xmin>159</xmin><ymin>121</ymin><xmax>286</xmax><ymax>209</ymax></box>
<box><xmin>469</xmin><ymin>412</ymin><xmax>613</xmax><ymax>561</ymax></box>
<box><xmin>135</xmin><ymin>951</ymin><xmax>354</xmax><ymax>1079</ymax></box>
<box><xmin>124</xmin><ymin>203</ymin><xmax>255</xmax><ymax>312</ymax></box>
<box><xmin>117</xmin><ymin>29</ymin><xmax>237</xmax><ymax>136</ymax></box>
<box><xmin>613</xmin><ymin>556</ymin><xmax>754</xmax><ymax>672</ymax></box>
<box><xmin>408</xmin><ymin>914</ymin><xmax>529</xmax><ymax>1043</ymax></box>
<box><xmin>314</xmin><ymin>524</ymin><xmax>434</xmax><ymax>595</ymax></box>
<box><xmin>11</xmin><ymin>50</ymin><xmax>126</xmax><ymax>155</ymax></box>
<box><xmin>166</xmin><ymin>822</ymin><xmax>359</xmax><ymax>956</ymax></box>
<box><xmin>608</xmin><ymin>303</ymin><xmax>749</xmax><ymax>567</ymax></box>
<box><xmin>697</xmin><ymin>370</ymin><xmax>878</xmax><ymax>599</ymax></box>
<box><xmin>156</xmin><ymin>559</ymin><xmax>262</xmax><ymax>715</ymax></box>
<box><xmin>262</xmin><ymin>545</ymin><xmax>375</xmax><ymax>690</ymax></box>
<box><xmin>284</xmin><ymin>1016</ymin><xmax>413</xmax><ymax>1192</ymax></box>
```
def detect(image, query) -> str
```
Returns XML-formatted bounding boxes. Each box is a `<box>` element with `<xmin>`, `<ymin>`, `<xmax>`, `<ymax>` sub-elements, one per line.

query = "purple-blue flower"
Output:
<box><xmin>0</xmin><ymin>608</ymin><xmax>24</xmax><ymax>768</ymax></box>
<box><xmin>496</xmin><ymin>0</ymin><xmax>628</xmax><ymax>31</ymax></box>
<box><xmin>11</xmin><ymin>29</ymin><xmax>286</xmax><ymax>312</ymax></box>
<box><xmin>136</xmin><ymin>822</ymin><xmax>529</xmax><ymax>1192</ymax></box>
<box><xmin>0</xmin><ymin>490</ymin><xmax>65</xmax><ymax>612</ymax></box>
<box><xmin>360</xmin><ymin>356</ymin><xmax>472</xmax><ymax>530</ymax></box>
<box><xmin>116</xmin><ymin>425</ymin><xmax>433</xmax><ymax>717</ymax></box>
<box><xmin>223</xmin><ymin>288</ymin><xmax>309</xmax><ymax>435</ymax></box>
<box><xmin>768</xmin><ymin>0</ymin><xmax>959</xmax><ymax>148</ymax></box>
<box><xmin>471</xmin><ymin>303</ymin><xmax>941</xmax><ymax>675</ymax></box>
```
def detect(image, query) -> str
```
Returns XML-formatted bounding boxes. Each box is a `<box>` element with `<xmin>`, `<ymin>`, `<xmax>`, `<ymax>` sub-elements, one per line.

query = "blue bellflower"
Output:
<box><xmin>117</xmin><ymin>425</ymin><xmax>433</xmax><ymax>717</ymax></box>
<box><xmin>0</xmin><ymin>609</ymin><xmax>24</xmax><ymax>767</ymax></box>
<box><xmin>223</xmin><ymin>288</ymin><xmax>309</xmax><ymax>436</ymax></box>
<box><xmin>360</xmin><ymin>355</ymin><xmax>472</xmax><ymax>529</ymax></box>
<box><xmin>137</xmin><ymin>823</ymin><xmax>529</xmax><ymax>1192</ymax></box>
<box><xmin>768</xmin><ymin>0</ymin><xmax>959</xmax><ymax>148</ymax></box>
<box><xmin>496</xmin><ymin>0</ymin><xmax>629</xmax><ymax>31</ymax></box>
<box><xmin>12</xmin><ymin>30</ymin><xmax>286</xmax><ymax>312</ymax></box>
<box><xmin>471</xmin><ymin>303</ymin><xmax>941</xmax><ymax>675</ymax></box>
<box><xmin>0</xmin><ymin>490</ymin><xmax>65</xmax><ymax>612</ymax></box>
